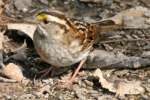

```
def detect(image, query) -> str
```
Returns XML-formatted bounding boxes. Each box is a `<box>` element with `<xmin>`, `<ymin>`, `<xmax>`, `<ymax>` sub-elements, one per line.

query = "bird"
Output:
<box><xmin>33</xmin><ymin>10</ymin><xmax>97</xmax><ymax>86</ymax></box>
<box><xmin>0</xmin><ymin>10</ymin><xmax>116</xmax><ymax>87</ymax></box>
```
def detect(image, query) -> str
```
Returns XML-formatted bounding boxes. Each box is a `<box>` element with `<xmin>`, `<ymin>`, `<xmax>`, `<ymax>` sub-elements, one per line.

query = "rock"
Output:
<box><xmin>142</xmin><ymin>51</ymin><xmax>150</xmax><ymax>58</ymax></box>
<box><xmin>13</xmin><ymin>0</ymin><xmax>32</xmax><ymax>12</ymax></box>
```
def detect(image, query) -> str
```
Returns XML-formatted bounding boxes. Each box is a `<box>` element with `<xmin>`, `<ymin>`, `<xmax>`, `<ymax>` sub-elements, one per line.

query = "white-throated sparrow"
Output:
<box><xmin>34</xmin><ymin>11</ymin><xmax>96</xmax><ymax>66</ymax></box>
<box><xmin>1</xmin><ymin>10</ymin><xmax>115</xmax><ymax>86</ymax></box>
<box><xmin>33</xmin><ymin>10</ymin><xmax>97</xmax><ymax>85</ymax></box>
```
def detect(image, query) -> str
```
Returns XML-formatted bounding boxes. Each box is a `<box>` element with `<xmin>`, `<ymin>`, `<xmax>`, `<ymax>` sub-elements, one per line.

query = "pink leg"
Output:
<box><xmin>38</xmin><ymin>67</ymin><xmax>52</xmax><ymax>78</ymax></box>
<box><xmin>61</xmin><ymin>59</ymin><xmax>86</xmax><ymax>87</ymax></box>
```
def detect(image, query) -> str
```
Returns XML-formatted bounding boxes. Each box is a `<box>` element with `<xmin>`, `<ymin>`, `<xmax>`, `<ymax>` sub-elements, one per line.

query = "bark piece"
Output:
<box><xmin>86</xmin><ymin>50</ymin><xmax>150</xmax><ymax>69</ymax></box>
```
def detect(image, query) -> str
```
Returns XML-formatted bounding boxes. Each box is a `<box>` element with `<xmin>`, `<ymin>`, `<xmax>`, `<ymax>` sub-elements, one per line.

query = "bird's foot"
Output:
<box><xmin>38</xmin><ymin>67</ymin><xmax>52</xmax><ymax>78</ymax></box>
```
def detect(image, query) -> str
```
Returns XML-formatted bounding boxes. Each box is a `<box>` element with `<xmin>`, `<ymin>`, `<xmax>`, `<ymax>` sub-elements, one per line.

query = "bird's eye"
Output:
<box><xmin>43</xmin><ymin>19</ymin><xmax>49</xmax><ymax>24</ymax></box>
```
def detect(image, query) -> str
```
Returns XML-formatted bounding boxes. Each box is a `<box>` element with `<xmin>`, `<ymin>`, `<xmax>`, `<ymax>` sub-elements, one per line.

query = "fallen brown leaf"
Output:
<box><xmin>93</xmin><ymin>69</ymin><xmax>145</xmax><ymax>97</ymax></box>
<box><xmin>0</xmin><ymin>30</ymin><xmax>4</xmax><ymax>49</ymax></box>
<box><xmin>101</xmin><ymin>6</ymin><xmax>150</xmax><ymax>29</ymax></box>
<box><xmin>1</xmin><ymin>63</ymin><xmax>29</xmax><ymax>84</ymax></box>
<box><xmin>7</xmin><ymin>23</ymin><xmax>37</xmax><ymax>39</ymax></box>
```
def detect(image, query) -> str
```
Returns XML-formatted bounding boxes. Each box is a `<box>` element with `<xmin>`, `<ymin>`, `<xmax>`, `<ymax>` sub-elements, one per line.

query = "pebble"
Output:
<box><xmin>39</xmin><ymin>0</ymin><xmax>49</xmax><ymax>5</ymax></box>
<box><xmin>13</xmin><ymin>0</ymin><xmax>32</xmax><ymax>12</ymax></box>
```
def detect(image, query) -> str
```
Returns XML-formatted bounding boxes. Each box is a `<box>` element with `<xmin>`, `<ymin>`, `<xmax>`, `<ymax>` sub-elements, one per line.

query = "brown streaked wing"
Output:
<box><xmin>68</xmin><ymin>18</ymin><xmax>96</xmax><ymax>50</ymax></box>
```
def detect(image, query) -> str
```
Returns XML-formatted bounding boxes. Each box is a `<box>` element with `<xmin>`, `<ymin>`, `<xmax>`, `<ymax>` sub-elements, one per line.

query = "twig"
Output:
<box><xmin>0</xmin><ymin>76</ymin><xmax>17</xmax><ymax>83</ymax></box>
<box><xmin>99</xmin><ymin>38</ymin><xmax>150</xmax><ymax>44</ymax></box>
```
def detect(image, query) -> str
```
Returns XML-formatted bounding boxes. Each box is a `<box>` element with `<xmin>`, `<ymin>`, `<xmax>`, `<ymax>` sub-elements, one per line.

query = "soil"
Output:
<box><xmin>0</xmin><ymin>0</ymin><xmax>150</xmax><ymax>100</ymax></box>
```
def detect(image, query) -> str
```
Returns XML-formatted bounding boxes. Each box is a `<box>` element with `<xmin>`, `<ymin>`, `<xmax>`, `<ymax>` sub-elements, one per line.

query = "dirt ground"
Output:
<box><xmin>0</xmin><ymin>0</ymin><xmax>150</xmax><ymax>100</ymax></box>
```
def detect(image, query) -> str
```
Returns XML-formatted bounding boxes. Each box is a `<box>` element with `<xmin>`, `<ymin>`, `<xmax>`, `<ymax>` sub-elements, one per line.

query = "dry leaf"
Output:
<box><xmin>0</xmin><ymin>14</ymin><xmax>37</xmax><ymax>40</ymax></box>
<box><xmin>0</xmin><ymin>0</ymin><xmax>4</xmax><ymax>15</ymax></box>
<box><xmin>7</xmin><ymin>23</ymin><xmax>37</xmax><ymax>39</ymax></box>
<box><xmin>93</xmin><ymin>69</ymin><xmax>145</xmax><ymax>97</ymax></box>
<box><xmin>109</xmin><ymin>6</ymin><xmax>148</xmax><ymax>25</ymax></box>
<box><xmin>0</xmin><ymin>30</ymin><xmax>4</xmax><ymax>49</ymax></box>
<box><xmin>101</xmin><ymin>6</ymin><xmax>150</xmax><ymax>29</ymax></box>
<box><xmin>1</xmin><ymin>63</ymin><xmax>29</xmax><ymax>84</ymax></box>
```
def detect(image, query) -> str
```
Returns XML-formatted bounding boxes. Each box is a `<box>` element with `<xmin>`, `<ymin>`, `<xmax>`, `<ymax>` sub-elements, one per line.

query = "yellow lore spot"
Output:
<box><xmin>36</xmin><ymin>13</ymin><xmax>48</xmax><ymax>21</ymax></box>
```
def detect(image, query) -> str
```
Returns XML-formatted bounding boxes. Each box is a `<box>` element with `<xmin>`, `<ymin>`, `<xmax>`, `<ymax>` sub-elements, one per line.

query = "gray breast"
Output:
<box><xmin>33</xmin><ymin>22</ymin><xmax>90</xmax><ymax>67</ymax></box>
